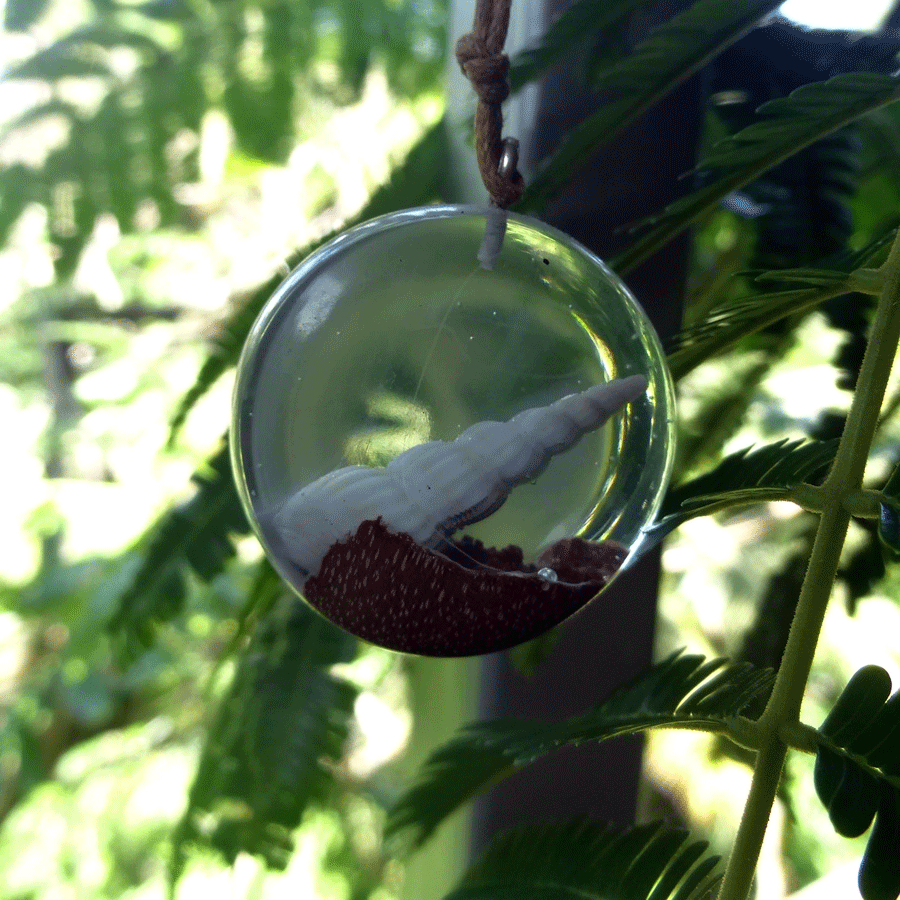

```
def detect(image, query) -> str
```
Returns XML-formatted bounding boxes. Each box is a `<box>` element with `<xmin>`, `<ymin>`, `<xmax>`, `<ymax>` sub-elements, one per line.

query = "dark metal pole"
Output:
<box><xmin>472</xmin><ymin>0</ymin><xmax>702</xmax><ymax>850</ymax></box>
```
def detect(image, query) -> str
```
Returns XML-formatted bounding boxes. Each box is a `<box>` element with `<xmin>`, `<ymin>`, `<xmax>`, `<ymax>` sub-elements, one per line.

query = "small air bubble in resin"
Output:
<box><xmin>232</xmin><ymin>205</ymin><xmax>675</xmax><ymax>657</ymax></box>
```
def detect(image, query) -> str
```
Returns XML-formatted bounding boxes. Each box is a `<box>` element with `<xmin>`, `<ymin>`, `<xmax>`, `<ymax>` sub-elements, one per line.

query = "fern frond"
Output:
<box><xmin>0</xmin><ymin>163</ymin><xmax>34</xmax><ymax>248</ymax></box>
<box><xmin>667</xmin><ymin>230</ymin><xmax>892</xmax><ymax>379</ymax></box>
<box><xmin>670</xmin><ymin>284</ymin><xmax>847</xmax><ymax>379</ymax></box>
<box><xmin>810</xmin><ymin>666</ymin><xmax>900</xmax><ymax>900</ymax></box>
<box><xmin>166</xmin><ymin>119</ymin><xmax>448</xmax><ymax>444</ymax></box>
<box><xmin>614</xmin><ymin>73</ymin><xmax>900</xmax><ymax>273</ymax></box>
<box><xmin>4</xmin><ymin>47</ymin><xmax>111</xmax><ymax>81</ymax></box>
<box><xmin>108</xmin><ymin>440</ymin><xmax>248</xmax><ymax>647</ymax></box>
<box><xmin>0</xmin><ymin>99</ymin><xmax>79</xmax><ymax>138</ymax></box>
<box><xmin>386</xmin><ymin>653</ymin><xmax>773</xmax><ymax>852</ymax></box>
<box><xmin>593</xmin><ymin>0</ymin><xmax>778</xmax><ymax>94</ymax></box>
<box><xmin>508</xmin><ymin>0</ymin><xmax>646</xmax><ymax>91</ymax></box>
<box><xmin>644</xmin><ymin>439</ymin><xmax>838</xmax><ymax>544</ymax></box>
<box><xmin>171</xmin><ymin>598</ymin><xmax>358</xmax><ymax>874</ymax></box>
<box><xmin>749</xmin><ymin>267</ymin><xmax>864</xmax><ymax>288</ymax></box>
<box><xmin>165</xmin><ymin>278</ymin><xmax>284</xmax><ymax>445</ymax></box>
<box><xmin>446</xmin><ymin>820</ymin><xmax>721</xmax><ymax>900</ymax></box>
<box><xmin>5</xmin><ymin>0</ymin><xmax>50</xmax><ymax>31</ymax></box>
<box><xmin>518</xmin><ymin>0</ymin><xmax>783</xmax><ymax>212</ymax></box>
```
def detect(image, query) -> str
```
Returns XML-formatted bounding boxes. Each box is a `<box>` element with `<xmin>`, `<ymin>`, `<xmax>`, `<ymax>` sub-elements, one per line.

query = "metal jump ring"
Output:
<box><xmin>498</xmin><ymin>138</ymin><xmax>519</xmax><ymax>178</ymax></box>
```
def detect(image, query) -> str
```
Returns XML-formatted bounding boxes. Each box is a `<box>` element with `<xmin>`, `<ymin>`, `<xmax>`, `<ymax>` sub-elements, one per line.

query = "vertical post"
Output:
<box><xmin>468</xmin><ymin>0</ymin><xmax>702</xmax><ymax>851</ymax></box>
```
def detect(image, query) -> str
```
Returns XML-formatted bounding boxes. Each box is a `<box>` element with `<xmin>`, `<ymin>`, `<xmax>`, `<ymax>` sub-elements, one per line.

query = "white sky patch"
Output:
<box><xmin>779</xmin><ymin>0</ymin><xmax>894</xmax><ymax>31</ymax></box>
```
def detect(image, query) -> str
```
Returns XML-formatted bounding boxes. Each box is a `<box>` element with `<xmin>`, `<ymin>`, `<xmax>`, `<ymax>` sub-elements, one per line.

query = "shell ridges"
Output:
<box><xmin>271</xmin><ymin>374</ymin><xmax>647</xmax><ymax>579</ymax></box>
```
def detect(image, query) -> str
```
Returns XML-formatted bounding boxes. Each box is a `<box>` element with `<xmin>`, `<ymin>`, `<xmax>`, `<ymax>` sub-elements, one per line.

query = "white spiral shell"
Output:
<box><xmin>269</xmin><ymin>374</ymin><xmax>647</xmax><ymax>579</ymax></box>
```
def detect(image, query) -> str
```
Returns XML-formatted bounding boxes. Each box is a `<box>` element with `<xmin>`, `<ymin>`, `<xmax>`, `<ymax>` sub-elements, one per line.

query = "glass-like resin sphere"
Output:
<box><xmin>232</xmin><ymin>205</ymin><xmax>675</xmax><ymax>656</ymax></box>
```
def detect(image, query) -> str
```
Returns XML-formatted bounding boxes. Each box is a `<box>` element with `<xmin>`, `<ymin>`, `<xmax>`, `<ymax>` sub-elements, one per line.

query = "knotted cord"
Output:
<box><xmin>455</xmin><ymin>0</ymin><xmax>524</xmax><ymax>209</ymax></box>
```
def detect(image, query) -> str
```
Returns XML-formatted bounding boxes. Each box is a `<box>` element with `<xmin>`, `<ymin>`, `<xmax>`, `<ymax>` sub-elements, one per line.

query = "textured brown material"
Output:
<box><xmin>455</xmin><ymin>0</ymin><xmax>524</xmax><ymax>208</ymax></box>
<box><xmin>537</xmin><ymin>536</ymin><xmax>627</xmax><ymax>585</ymax></box>
<box><xmin>302</xmin><ymin>518</ymin><xmax>624</xmax><ymax>657</ymax></box>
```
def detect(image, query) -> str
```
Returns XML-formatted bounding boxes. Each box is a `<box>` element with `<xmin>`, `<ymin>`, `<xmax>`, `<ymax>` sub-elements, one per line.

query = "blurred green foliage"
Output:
<box><xmin>0</xmin><ymin>0</ymin><xmax>445</xmax><ymax>265</ymax></box>
<box><xmin>0</xmin><ymin>1</ymin><xmax>445</xmax><ymax>896</ymax></box>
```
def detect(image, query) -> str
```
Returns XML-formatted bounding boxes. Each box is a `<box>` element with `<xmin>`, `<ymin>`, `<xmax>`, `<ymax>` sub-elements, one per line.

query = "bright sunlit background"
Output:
<box><xmin>779</xmin><ymin>0</ymin><xmax>894</xmax><ymax>29</ymax></box>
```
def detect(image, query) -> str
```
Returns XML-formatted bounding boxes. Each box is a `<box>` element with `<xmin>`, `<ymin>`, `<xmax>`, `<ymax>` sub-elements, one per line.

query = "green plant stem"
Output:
<box><xmin>779</xmin><ymin>720</ymin><xmax>822</xmax><ymax>755</ymax></box>
<box><xmin>848</xmin><ymin>267</ymin><xmax>885</xmax><ymax>295</ymax></box>
<box><xmin>842</xmin><ymin>488</ymin><xmax>886</xmax><ymax>519</ymax></box>
<box><xmin>717</xmin><ymin>231</ymin><xmax>900</xmax><ymax>900</ymax></box>
<box><xmin>791</xmin><ymin>485</ymin><xmax>887</xmax><ymax>518</ymax></box>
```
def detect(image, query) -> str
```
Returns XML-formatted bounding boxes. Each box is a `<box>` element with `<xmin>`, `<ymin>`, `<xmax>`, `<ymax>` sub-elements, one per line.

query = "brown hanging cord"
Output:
<box><xmin>455</xmin><ymin>0</ymin><xmax>524</xmax><ymax>209</ymax></box>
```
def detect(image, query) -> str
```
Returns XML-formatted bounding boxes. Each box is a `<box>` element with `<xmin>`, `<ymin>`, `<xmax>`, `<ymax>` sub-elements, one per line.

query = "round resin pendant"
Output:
<box><xmin>232</xmin><ymin>206</ymin><xmax>674</xmax><ymax>656</ymax></box>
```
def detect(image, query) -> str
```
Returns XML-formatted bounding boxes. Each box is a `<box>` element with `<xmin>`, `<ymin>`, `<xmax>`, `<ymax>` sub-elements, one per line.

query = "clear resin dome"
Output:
<box><xmin>232</xmin><ymin>205</ymin><xmax>675</xmax><ymax>656</ymax></box>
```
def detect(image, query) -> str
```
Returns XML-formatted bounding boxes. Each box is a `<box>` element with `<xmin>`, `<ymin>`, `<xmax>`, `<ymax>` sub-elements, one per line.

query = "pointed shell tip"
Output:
<box><xmin>623</xmin><ymin>373</ymin><xmax>649</xmax><ymax>393</ymax></box>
